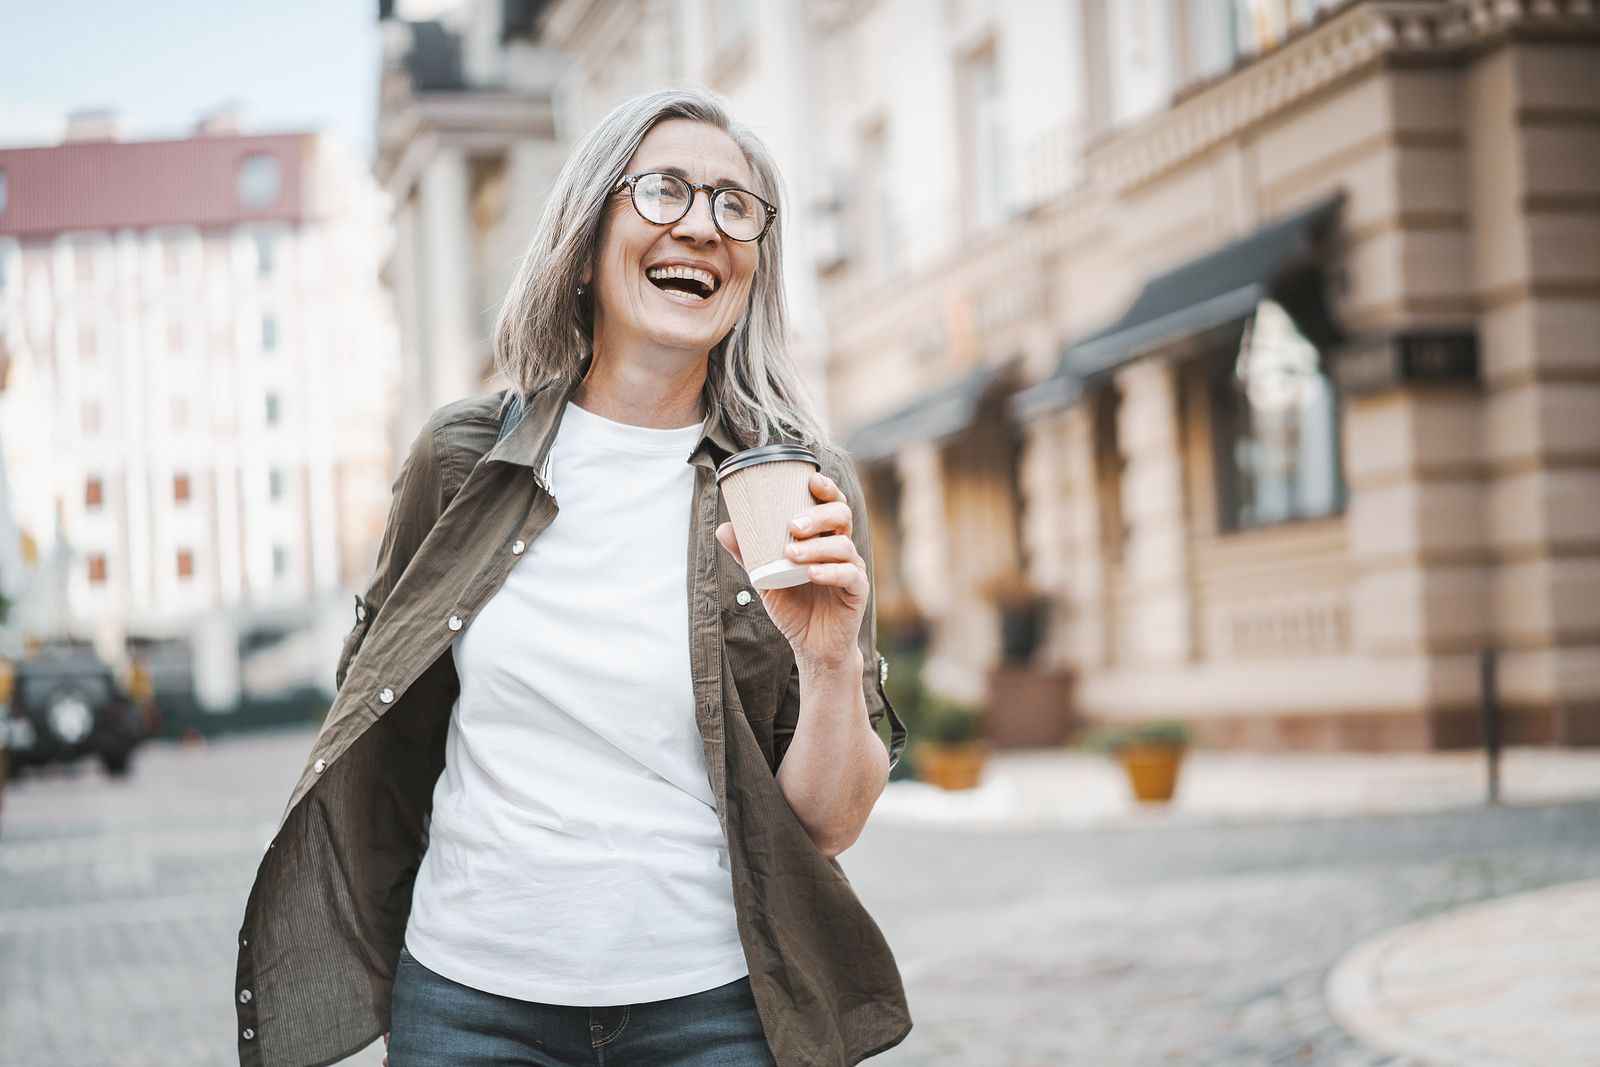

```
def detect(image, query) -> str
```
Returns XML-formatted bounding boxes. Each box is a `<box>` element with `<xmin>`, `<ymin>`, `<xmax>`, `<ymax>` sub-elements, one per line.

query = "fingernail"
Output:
<box><xmin>794</xmin><ymin>518</ymin><xmax>811</xmax><ymax>532</ymax></box>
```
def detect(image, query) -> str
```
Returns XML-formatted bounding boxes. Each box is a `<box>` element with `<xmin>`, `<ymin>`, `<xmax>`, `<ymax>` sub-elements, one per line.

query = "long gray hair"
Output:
<box><xmin>491</xmin><ymin>86</ymin><xmax>828</xmax><ymax>450</ymax></box>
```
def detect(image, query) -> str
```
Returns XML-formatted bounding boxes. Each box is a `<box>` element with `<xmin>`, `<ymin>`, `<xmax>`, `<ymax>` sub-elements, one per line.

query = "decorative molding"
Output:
<box><xmin>1088</xmin><ymin>0</ymin><xmax>1600</xmax><ymax>194</ymax></box>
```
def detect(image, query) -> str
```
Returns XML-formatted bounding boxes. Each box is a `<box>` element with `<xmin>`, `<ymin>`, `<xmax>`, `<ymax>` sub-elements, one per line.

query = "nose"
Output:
<box><xmin>670</xmin><ymin>188</ymin><xmax>721</xmax><ymax>244</ymax></box>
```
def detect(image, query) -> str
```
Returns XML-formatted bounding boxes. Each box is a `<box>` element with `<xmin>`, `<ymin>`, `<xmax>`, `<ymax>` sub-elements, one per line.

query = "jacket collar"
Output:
<box><xmin>486</xmin><ymin>357</ymin><xmax>748</xmax><ymax>476</ymax></box>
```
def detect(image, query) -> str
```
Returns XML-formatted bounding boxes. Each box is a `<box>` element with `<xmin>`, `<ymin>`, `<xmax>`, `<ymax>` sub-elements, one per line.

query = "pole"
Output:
<box><xmin>1478</xmin><ymin>648</ymin><xmax>1501</xmax><ymax>805</ymax></box>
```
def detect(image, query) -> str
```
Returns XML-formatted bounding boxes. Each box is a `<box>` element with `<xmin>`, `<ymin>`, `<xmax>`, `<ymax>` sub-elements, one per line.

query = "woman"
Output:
<box><xmin>234</xmin><ymin>88</ymin><xmax>908</xmax><ymax>1067</ymax></box>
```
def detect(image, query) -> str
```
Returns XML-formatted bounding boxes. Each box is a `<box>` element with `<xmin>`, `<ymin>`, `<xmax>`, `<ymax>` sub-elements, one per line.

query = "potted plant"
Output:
<box><xmin>912</xmin><ymin>692</ymin><xmax>988</xmax><ymax>791</ymax></box>
<box><xmin>1083</xmin><ymin>719</ymin><xmax>1192</xmax><ymax>803</ymax></box>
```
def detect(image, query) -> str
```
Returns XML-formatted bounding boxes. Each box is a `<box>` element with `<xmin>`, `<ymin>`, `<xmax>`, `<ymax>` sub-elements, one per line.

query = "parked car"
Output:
<box><xmin>1</xmin><ymin>646</ymin><xmax>153</xmax><ymax>777</ymax></box>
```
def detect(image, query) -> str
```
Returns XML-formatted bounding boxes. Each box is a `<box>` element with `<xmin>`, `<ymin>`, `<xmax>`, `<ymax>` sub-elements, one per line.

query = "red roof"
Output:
<box><xmin>0</xmin><ymin>132</ymin><xmax>308</xmax><ymax>238</ymax></box>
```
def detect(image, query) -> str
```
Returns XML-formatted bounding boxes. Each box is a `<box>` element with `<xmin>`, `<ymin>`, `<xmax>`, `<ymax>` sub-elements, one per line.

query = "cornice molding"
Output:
<box><xmin>1088</xmin><ymin>0</ymin><xmax>1600</xmax><ymax>194</ymax></box>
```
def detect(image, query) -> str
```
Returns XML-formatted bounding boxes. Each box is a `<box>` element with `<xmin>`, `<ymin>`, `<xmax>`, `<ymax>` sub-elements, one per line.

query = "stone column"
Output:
<box><xmin>1467</xmin><ymin>44</ymin><xmax>1600</xmax><ymax>744</ymax></box>
<box><xmin>1113</xmin><ymin>359</ymin><xmax>1193</xmax><ymax>667</ymax></box>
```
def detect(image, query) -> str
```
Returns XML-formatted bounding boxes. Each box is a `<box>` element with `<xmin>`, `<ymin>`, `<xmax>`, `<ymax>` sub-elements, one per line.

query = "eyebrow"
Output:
<box><xmin>655</xmin><ymin>164</ymin><xmax>749</xmax><ymax>189</ymax></box>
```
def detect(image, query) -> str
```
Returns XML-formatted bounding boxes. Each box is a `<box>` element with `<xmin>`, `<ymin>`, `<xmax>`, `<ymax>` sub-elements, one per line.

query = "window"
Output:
<box><xmin>272</xmin><ymin>545</ymin><xmax>289</xmax><ymax>579</ymax></box>
<box><xmin>261</xmin><ymin>313</ymin><xmax>278</xmax><ymax>353</ymax></box>
<box><xmin>855</xmin><ymin>123</ymin><xmax>898</xmax><ymax>282</ymax></box>
<box><xmin>176</xmin><ymin>549</ymin><xmax>195</xmax><ymax>580</ymax></box>
<box><xmin>1213</xmin><ymin>300</ymin><xmax>1342</xmax><ymax>530</ymax></box>
<box><xmin>171</xmin><ymin>396</ymin><xmax>188</xmax><ymax>430</ymax></box>
<box><xmin>264</xmin><ymin>392</ymin><xmax>281</xmax><ymax>426</ymax></box>
<box><xmin>77</xmin><ymin>322</ymin><xmax>97</xmax><ymax>360</ymax></box>
<box><xmin>268</xmin><ymin>467</ymin><xmax>284</xmax><ymax>501</ymax></box>
<box><xmin>85</xmin><ymin>477</ymin><xmax>104</xmax><ymax>509</ymax></box>
<box><xmin>254</xmin><ymin>230</ymin><xmax>278</xmax><ymax>277</ymax></box>
<box><xmin>82</xmin><ymin>400</ymin><xmax>101</xmax><ymax>436</ymax></box>
<box><xmin>959</xmin><ymin>43</ymin><xmax>1009</xmax><ymax>231</ymax></box>
<box><xmin>162</xmin><ymin>241</ymin><xmax>184</xmax><ymax>276</ymax></box>
<box><xmin>167</xmin><ymin>319</ymin><xmax>185</xmax><ymax>354</ymax></box>
<box><xmin>238</xmin><ymin>154</ymin><xmax>282</xmax><ymax>209</ymax></box>
<box><xmin>173</xmin><ymin>472</ymin><xmax>191</xmax><ymax>504</ymax></box>
<box><xmin>74</xmin><ymin>244</ymin><xmax>97</xmax><ymax>285</ymax></box>
<box><xmin>87</xmin><ymin>554</ymin><xmax>108</xmax><ymax>584</ymax></box>
<box><xmin>1188</xmin><ymin>0</ymin><xmax>1240</xmax><ymax>80</ymax></box>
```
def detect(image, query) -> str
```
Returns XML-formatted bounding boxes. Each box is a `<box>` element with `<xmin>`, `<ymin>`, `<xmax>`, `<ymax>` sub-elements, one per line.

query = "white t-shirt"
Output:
<box><xmin>404</xmin><ymin>399</ymin><xmax>749</xmax><ymax>1005</ymax></box>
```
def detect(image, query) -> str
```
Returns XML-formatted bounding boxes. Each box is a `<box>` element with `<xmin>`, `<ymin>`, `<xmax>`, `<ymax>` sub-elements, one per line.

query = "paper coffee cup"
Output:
<box><xmin>716</xmin><ymin>444</ymin><xmax>822</xmax><ymax>590</ymax></box>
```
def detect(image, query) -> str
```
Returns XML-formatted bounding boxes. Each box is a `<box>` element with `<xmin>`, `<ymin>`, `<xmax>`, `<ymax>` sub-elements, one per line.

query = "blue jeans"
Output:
<box><xmin>387</xmin><ymin>945</ymin><xmax>779</xmax><ymax>1066</ymax></box>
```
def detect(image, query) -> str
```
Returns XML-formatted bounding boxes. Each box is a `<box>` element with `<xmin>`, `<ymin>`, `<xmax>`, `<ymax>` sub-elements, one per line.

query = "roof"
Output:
<box><xmin>0</xmin><ymin>132</ymin><xmax>307</xmax><ymax>238</ymax></box>
<box><xmin>1012</xmin><ymin>193</ymin><xmax>1344</xmax><ymax>420</ymax></box>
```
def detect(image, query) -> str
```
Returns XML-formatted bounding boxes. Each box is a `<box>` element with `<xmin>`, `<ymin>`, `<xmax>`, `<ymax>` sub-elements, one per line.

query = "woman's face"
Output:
<box><xmin>584</xmin><ymin>118</ymin><xmax>763</xmax><ymax>365</ymax></box>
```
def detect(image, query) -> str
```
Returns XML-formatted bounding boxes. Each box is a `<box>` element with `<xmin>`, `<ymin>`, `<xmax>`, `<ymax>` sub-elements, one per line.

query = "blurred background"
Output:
<box><xmin>1</xmin><ymin>1</ymin><xmax>1598</xmax><ymax>1065</ymax></box>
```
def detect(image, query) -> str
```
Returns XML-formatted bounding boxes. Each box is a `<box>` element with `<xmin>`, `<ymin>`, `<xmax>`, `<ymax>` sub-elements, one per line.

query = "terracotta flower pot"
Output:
<box><xmin>1117</xmin><ymin>742</ymin><xmax>1185</xmax><ymax>803</ymax></box>
<box><xmin>914</xmin><ymin>740</ymin><xmax>990</xmax><ymax>791</ymax></box>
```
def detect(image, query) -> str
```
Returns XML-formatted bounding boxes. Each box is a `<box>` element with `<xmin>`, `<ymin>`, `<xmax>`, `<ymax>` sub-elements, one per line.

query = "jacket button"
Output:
<box><xmin>239</xmin><ymin>989</ymin><xmax>253</xmax><ymax>1004</ymax></box>
<box><xmin>313</xmin><ymin>759</ymin><xmax>326</xmax><ymax>773</ymax></box>
<box><xmin>379</xmin><ymin>687</ymin><xmax>394</xmax><ymax>703</ymax></box>
<box><xmin>355</xmin><ymin>603</ymin><xmax>366</xmax><ymax>622</ymax></box>
<box><xmin>736</xmin><ymin>589</ymin><xmax>753</xmax><ymax>606</ymax></box>
<box><xmin>511</xmin><ymin>540</ymin><xmax>526</xmax><ymax>555</ymax></box>
<box><xmin>448</xmin><ymin>615</ymin><xmax>462</xmax><ymax>631</ymax></box>
<box><xmin>242</xmin><ymin>1028</ymin><xmax>256</xmax><ymax>1040</ymax></box>
<box><xmin>879</xmin><ymin>655</ymin><xmax>890</xmax><ymax>684</ymax></box>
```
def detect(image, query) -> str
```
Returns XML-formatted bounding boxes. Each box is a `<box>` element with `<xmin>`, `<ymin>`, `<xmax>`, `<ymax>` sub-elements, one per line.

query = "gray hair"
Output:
<box><xmin>491</xmin><ymin>86</ymin><xmax>828</xmax><ymax>450</ymax></box>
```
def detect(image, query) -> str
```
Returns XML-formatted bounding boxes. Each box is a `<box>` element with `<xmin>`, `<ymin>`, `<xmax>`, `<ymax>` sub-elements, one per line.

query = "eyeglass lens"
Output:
<box><xmin>632</xmin><ymin>173</ymin><xmax>764</xmax><ymax>241</ymax></box>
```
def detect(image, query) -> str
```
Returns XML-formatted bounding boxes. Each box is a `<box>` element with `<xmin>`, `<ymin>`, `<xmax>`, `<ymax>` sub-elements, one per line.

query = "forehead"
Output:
<box><xmin>628</xmin><ymin>118</ymin><xmax>755</xmax><ymax>188</ymax></box>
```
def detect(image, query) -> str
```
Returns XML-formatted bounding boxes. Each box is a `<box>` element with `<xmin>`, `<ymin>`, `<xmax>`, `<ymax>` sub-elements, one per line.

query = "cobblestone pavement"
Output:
<box><xmin>2</xmin><ymin>730</ymin><xmax>1597</xmax><ymax>1067</ymax></box>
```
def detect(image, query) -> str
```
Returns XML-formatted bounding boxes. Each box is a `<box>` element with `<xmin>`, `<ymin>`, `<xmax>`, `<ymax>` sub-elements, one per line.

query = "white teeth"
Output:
<box><xmin>645</xmin><ymin>264</ymin><xmax>718</xmax><ymax>293</ymax></box>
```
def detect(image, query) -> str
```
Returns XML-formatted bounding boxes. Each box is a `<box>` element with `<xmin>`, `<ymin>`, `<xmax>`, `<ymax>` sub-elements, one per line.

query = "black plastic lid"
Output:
<box><xmin>715</xmin><ymin>444</ymin><xmax>820</xmax><ymax>483</ymax></box>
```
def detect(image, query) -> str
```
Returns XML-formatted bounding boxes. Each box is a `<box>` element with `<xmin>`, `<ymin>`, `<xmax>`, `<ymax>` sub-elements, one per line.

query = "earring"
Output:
<box><xmin>576</xmin><ymin>283</ymin><xmax>587</xmax><ymax>297</ymax></box>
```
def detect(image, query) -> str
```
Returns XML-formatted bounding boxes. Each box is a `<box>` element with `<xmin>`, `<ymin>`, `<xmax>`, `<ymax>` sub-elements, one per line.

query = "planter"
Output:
<box><xmin>1117</xmin><ymin>742</ymin><xmax>1185</xmax><ymax>803</ymax></box>
<box><xmin>913</xmin><ymin>740</ymin><xmax>990</xmax><ymax>791</ymax></box>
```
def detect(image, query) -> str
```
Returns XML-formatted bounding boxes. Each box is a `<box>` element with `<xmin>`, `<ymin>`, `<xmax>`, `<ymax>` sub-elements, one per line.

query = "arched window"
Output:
<box><xmin>238</xmin><ymin>154</ymin><xmax>281</xmax><ymax>209</ymax></box>
<box><xmin>1214</xmin><ymin>299</ymin><xmax>1342</xmax><ymax>529</ymax></box>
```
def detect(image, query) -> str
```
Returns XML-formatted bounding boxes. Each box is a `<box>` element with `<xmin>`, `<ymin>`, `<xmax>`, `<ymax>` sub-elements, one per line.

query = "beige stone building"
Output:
<box><xmin>381</xmin><ymin>0</ymin><xmax>1599</xmax><ymax>750</ymax></box>
<box><xmin>821</xmin><ymin>0</ymin><xmax>1600</xmax><ymax>750</ymax></box>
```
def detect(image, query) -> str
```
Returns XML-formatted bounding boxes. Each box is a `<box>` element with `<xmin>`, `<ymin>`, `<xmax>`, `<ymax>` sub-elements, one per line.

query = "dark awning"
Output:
<box><xmin>1012</xmin><ymin>193</ymin><xmax>1343</xmax><ymax>420</ymax></box>
<box><xmin>845</xmin><ymin>363</ymin><xmax>1010</xmax><ymax>463</ymax></box>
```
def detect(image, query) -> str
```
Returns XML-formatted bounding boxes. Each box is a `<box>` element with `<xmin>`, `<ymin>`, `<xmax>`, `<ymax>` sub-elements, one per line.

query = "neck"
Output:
<box><xmin>571</xmin><ymin>342</ymin><xmax>709</xmax><ymax>429</ymax></box>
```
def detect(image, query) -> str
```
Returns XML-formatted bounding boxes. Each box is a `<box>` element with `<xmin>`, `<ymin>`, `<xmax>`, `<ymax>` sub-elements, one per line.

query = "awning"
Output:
<box><xmin>1012</xmin><ymin>194</ymin><xmax>1343</xmax><ymax>420</ymax></box>
<box><xmin>845</xmin><ymin>363</ymin><xmax>1010</xmax><ymax>463</ymax></box>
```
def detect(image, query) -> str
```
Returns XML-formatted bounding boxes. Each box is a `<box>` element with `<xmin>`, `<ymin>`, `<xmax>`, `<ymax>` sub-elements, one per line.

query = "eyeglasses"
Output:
<box><xmin>613</xmin><ymin>172</ymin><xmax>777</xmax><ymax>243</ymax></box>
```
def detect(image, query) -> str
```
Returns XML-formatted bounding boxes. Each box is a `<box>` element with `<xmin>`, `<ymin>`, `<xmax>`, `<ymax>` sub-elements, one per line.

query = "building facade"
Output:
<box><xmin>816</xmin><ymin>0</ymin><xmax>1600</xmax><ymax>750</ymax></box>
<box><xmin>0</xmin><ymin>113</ymin><xmax>398</xmax><ymax>708</ymax></box>
<box><xmin>375</xmin><ymin>0</ymin><xmax>567</xmax><ymax>455</ymax></box>
<box><xmin>372</xmin><ymin>0</ymin><xmax>1599</xmax><ymax>750</ymax></box>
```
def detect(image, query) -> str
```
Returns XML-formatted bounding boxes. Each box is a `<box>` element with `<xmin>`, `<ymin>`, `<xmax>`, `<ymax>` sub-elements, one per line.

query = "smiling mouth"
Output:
<box><xmin>644</xmin><ymin>265</ymin><xmax>718</xmax><ymax>302</ymax></box>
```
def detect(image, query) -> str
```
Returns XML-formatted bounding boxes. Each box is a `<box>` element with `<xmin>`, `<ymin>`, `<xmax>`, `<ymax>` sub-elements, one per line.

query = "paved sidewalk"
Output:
<box><xmin>1325</xmin><ymin>879</ymin><xmax>1600</xmax><ymax>1067</ymax></box>
<box><xmin>872</xmin><ymin>745</ymin><xmax>1600</xmax><ymax>828</ymax></box>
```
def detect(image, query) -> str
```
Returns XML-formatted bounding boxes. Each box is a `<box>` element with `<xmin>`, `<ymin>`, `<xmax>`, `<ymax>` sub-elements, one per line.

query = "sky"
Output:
<box><xmin>1</xmin><ymin>0</ymin><xmax>387</xmax><ymax>159</ymax></box>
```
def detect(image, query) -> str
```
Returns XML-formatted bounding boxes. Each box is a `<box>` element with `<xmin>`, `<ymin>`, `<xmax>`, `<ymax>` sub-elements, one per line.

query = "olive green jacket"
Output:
<box><xmin>234</xmin><ymin>368</ymin><xmax>910</xmax><ymax>1066</ymax></box>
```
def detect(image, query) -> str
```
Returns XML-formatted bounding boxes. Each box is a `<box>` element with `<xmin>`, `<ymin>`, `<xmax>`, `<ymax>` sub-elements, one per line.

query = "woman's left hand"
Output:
<box><xmin>715</xmin><ymin>470</ymin><xmax>867</xmax><ymax>670</ymax></box>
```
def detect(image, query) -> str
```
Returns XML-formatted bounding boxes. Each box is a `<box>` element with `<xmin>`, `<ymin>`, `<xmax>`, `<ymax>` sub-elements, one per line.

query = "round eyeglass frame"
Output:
<box><xmin>613</xmin><ymin>172</ymin><xmax>778</xmax><ymax>243</ymax></box>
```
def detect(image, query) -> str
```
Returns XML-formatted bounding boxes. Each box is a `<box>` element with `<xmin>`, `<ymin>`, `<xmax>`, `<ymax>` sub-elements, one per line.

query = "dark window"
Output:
<box><xmin>254</xmin><ymin>231</ymin><xmax>277</xmax><ymax>277</ymax></box>
<box><xmin>261</xmin><ymin>314</ymin><xmax>278</xmax><ymax>353</ymax></box>
<box><xmin>1213</xmin><ymin>300</ymin><xmax>1343</xmax><ymax>530</ymax></box>
<box><xmin>272</xmin><ymin>545</ymin><xmax>289</xmax><ymax>578</ymax></box>
<box><xmin>87</xmin><ymin>554</ymin><xmax>108</xmax><ymax>584</ymax></box>
<box><xmin>85</xmin><ymin>477</ymin><xmax>103</xmax><ymax>509</ymax></box>
<box><xmin>265</xmin><ymin>393</ymin><xmax>281</xmax><ymax>426</ymax></box>
<box><xmin>176</xmin><ymin>549</ymin><xmax>195</xmax><ymax>579</ymax></box>
<box><xmin>268</xmin><ymin>468</ymin><xmax>284</xmax><ymax>501</ymax></box>
<box><xmin>173</xmin><ymin>473</ymin><xmax>191</xmax><ymax>504</ymax></box>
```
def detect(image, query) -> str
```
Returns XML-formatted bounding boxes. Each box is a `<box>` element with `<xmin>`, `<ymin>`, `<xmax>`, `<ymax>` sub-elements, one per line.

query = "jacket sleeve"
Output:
<box><xmin>335</xmin><ymin>421</ymin><xmax>447</xmax><ymax>691</ymax></box>
<box><xmin>772</xmin><ymin>446</ymin><xmax>906</xmax><ymax>771</ymax></box>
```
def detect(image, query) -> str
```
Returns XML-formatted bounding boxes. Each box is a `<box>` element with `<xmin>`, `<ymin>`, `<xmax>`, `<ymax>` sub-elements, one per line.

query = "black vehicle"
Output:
<box><xmin>1</xmin><ymin>646</ymin><xmax>151</xmax><ymax>777</ymax></box>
